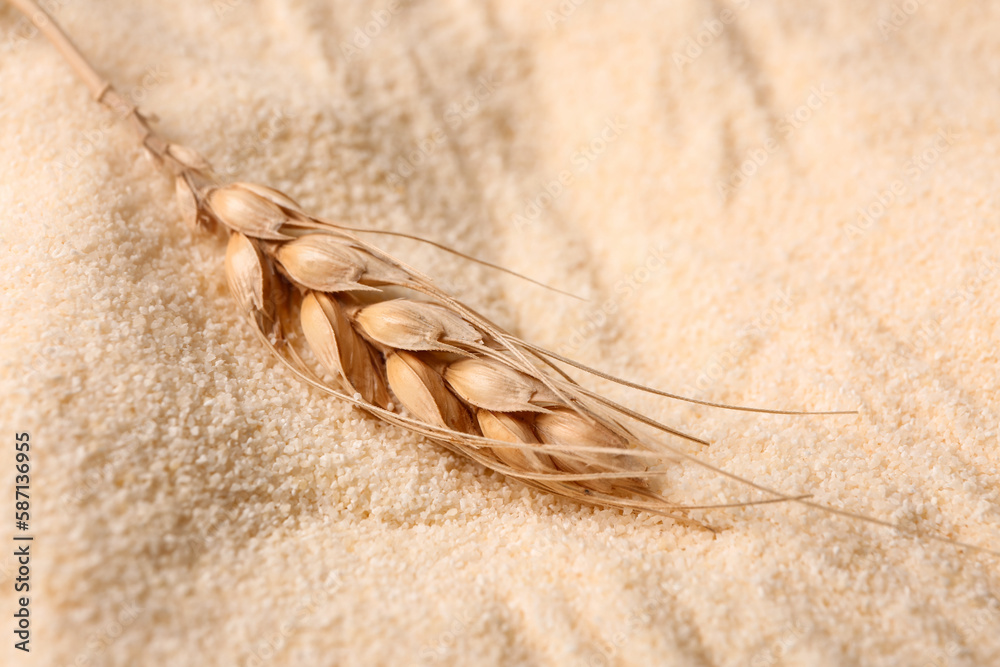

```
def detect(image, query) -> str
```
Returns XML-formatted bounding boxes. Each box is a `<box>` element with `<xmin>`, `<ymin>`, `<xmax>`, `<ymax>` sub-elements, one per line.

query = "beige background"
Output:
<box><xmin>2</xmin><ymin>1</ymin><xmax>1000</xmax><ymax>665</ymax></box>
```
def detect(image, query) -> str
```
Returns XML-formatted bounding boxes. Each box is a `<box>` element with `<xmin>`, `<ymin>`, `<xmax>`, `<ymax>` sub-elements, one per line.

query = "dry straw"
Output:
<box><xmin>8</xmin><ymin>0</ymin><xmax>996</xmax><ymax>553</ymax></box>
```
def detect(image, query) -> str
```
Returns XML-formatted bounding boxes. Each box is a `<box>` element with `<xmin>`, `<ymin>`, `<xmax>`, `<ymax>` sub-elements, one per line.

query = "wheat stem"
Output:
<box><xmin>7</xmin><ymin>0</ymin><xmax>188</xmax><ymax>173</ymax></box>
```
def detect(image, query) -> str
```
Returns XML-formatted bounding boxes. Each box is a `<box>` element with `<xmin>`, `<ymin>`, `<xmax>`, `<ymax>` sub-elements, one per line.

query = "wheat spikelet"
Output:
<box><xmin>192</xmin><ymin>181</ymin><xmax>866</xmax><ymax>527</ymax></box>
<box><xmin>11</xmin><ymin>0</ymin><xmax>1000</xmax><ymax>552</ymax></box>
<box><xmin>205</xmin><ymin>180</ymin><xmax>724</xmax><ymax>521</ymax></box>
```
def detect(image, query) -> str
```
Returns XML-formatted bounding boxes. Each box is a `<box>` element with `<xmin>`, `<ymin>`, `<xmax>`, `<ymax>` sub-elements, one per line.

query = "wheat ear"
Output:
<box><xmin>12</xmin><ymin>0</ymin><xmax>1000</xmax><ymax>554</ymax></box>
